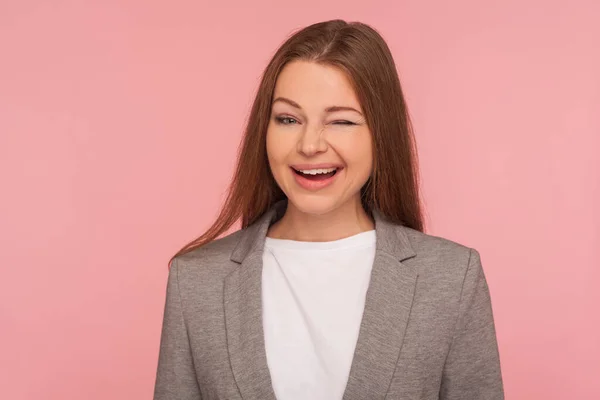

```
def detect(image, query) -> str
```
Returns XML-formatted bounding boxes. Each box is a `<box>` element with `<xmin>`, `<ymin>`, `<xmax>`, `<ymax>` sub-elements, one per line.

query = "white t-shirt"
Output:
<box><xmin>261</xmin><ymin>230</ymin><xmax>376</xmax><ymax>400</ymax></box>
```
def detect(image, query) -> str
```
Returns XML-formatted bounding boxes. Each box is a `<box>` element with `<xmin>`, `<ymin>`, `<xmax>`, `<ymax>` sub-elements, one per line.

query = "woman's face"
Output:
<box><xmin>266</xmin><ymin>60</ymin><xmax>373</xmax><ymax>216</ymax></box>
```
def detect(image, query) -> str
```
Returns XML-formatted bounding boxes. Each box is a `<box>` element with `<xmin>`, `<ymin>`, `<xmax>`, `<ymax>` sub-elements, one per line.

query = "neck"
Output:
<box><xmin>267</xmin><ymin>197</ymin><xmax>375</xmax><ymax>242</ymax></box>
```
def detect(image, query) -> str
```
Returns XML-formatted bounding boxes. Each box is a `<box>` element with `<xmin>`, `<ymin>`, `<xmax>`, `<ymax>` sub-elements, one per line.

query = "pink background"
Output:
<box><xmin>1</xmin><ymin>0</ymin><xmax>598</xmax><ymax>399</ymax></box>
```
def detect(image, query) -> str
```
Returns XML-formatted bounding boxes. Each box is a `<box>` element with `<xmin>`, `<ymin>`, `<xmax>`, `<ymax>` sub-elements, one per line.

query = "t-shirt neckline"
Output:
<box><xmin>264</xmin><ymin>229</ymin><xmax>376</xmax><ymax>251</ymax></box>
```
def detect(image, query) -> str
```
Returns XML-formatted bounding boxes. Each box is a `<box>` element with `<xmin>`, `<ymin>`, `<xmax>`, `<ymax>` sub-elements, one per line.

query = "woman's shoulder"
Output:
<box><xmin>402</xmin><ymin>225</ymin><xmax>472</xmax><ymax>255</ymax></box>
<box><xmin>170</xmin><ymin>228</ymin><xmax>245</xmax><ymax>282</ymax></box>
<box><xmin>398</xmin><ymin>225</ymin><xmax>483</xmax><ymax>279</ymax></box>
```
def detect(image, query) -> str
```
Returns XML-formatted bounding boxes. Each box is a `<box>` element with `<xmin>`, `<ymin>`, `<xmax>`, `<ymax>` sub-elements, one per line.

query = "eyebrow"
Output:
<box><xmin>272</xmin><ymin>96</ymin><xmax>363</xmax><ymax>115</ymax></box>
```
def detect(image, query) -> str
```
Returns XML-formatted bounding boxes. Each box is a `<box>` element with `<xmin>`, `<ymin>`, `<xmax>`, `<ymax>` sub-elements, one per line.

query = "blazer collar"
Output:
<box><xmin>229</xmin><ymin>200</ymin><xmax>287</xmax><ymax>264</ymax></box>
<box><xmin>230</xmin><ymin>199</ymin><xmax>417</xmax><ymax>263</ymax></box>
<box><xmin>224</xmin><ymin>199</ymin><xmax>419</xmax><ymax>400</ymax></box>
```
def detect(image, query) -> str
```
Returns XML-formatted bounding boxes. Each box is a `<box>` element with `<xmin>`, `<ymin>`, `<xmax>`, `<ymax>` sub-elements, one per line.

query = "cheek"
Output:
<box><xmin>334</xmin><ymin>132</ymin><xmax>373</xmax><ymax>175</ymax></box>
<box><xmin>266</xmin><ymin>129</ymin><xmax>280</xmax><ymax>164</ymax></box>
<box><xmin>351</xmin><ymin>154</ymin><xmax>374</xmax><ymax>182</ymax></box>
<box><xmin>266</xmin><ymin>129</ymin><xmax>292</xmax><ymax>173</ymax></box>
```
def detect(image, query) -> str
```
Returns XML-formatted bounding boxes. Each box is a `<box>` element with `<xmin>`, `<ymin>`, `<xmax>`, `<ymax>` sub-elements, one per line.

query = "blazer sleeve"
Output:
<box><xmin>154</xmin><ymin>258</ymin><xmax>202</xmax><ymax>400</ymax></box>
<box><xmin>439</xmin><ymin>248</ymin><xmax>504</xmax><ymax>400</ymax></box>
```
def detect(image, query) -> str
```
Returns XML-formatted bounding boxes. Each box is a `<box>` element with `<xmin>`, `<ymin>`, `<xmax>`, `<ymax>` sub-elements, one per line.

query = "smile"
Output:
<box><xmin>290</xmin><ymin>166</ymin><xmax>342</xmax><ymax>190</ymax></box>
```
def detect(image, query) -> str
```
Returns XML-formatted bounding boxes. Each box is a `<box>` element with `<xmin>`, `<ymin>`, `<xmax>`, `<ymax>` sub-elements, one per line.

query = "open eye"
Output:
<box><xmin>275</xmin><ymin>116</ymin><xmax>299</xmax><ymax>125</ymax></box>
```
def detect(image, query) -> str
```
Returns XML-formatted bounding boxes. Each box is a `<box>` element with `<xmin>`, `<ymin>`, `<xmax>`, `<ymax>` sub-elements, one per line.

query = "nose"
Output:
<box><xmin>297</xmin><ymin>122</ymin><xmax>327</xmax><ymax>156</ymax></box>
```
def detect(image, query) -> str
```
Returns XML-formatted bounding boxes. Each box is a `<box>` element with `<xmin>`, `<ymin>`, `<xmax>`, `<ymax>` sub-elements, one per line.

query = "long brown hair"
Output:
<box><xmin>171</xmin><ymin>19</ymin><xmax>424</xmax><ymax>262</ymax></box>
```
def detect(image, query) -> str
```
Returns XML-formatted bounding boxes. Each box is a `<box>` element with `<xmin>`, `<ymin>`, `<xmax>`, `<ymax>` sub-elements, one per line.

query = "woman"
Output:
<box><xmin>154</xmin><ymin>19</ymin><xmax>504</xmax><ymax>400</ymax></box>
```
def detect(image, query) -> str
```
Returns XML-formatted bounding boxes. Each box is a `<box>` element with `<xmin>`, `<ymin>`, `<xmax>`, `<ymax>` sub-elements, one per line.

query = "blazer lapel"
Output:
<box><xmin>224</xmin><ymin>200</ymin><xmax>418</xmax><ymax>400</ymax></box>
<box><xmin>223</xmin><ymin>203</ymin><xmax>284</xmax><ymax>400</ymax></box>
<box><xmin>342</xmin><ymin>209</ymin><xmax>418</xmax><ymax>400</ymax></box>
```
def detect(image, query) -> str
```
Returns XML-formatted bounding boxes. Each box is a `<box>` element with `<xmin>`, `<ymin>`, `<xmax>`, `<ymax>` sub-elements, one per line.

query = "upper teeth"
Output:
<box><xmin>299</xmin><ymin>168</ymin><xmax>337</xmax><ymax>175</ymax></box>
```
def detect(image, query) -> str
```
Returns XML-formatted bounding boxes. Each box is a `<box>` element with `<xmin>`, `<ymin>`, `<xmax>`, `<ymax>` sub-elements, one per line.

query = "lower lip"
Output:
<box><xmin>292</xmin><ymin>168</ymin><xmax>341</xmax><ymax>191</ymax></box>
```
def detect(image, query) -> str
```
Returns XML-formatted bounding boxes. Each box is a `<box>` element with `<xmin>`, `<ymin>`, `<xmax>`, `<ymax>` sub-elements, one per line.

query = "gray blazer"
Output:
<box><xmin>154</xmin><ymin>200</ymin><xmax>504</xmax><ymax>400</ymax></box>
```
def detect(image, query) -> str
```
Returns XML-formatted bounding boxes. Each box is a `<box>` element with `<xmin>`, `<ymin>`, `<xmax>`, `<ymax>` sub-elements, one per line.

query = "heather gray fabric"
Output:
<box><xmin>154</xmin><ymin>200</ymin><xmax>504</xmax><ymax>400</ymax></box>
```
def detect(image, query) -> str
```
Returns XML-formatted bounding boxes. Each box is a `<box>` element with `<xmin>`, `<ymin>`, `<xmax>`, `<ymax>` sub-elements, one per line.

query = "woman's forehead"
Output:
<box><xmin>273</xmin><ymin>60</ymin><xmax>361</xmax><ymax>111</ymax></box>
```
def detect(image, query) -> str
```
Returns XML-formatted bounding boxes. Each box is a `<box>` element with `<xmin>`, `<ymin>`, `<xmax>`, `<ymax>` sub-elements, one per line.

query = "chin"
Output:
<box><xmin>287</xmin><ymin>193</ymin><xmax>341</xmax><ymax>216</ymax></box>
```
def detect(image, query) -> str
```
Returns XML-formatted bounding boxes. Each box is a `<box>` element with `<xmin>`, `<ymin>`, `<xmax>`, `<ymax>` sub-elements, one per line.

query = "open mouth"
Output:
<box><xmin>291</xmin><ymin>167</ymin><xmax>340</xmax><ymax>181</ymax></box>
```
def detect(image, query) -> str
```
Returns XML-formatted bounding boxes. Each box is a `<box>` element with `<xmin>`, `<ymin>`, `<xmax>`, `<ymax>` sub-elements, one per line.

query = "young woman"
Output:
<box><xmin>154</xmin><ymin>19</ymin><xmax>504</xmax><ymax>400</ymax></box>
